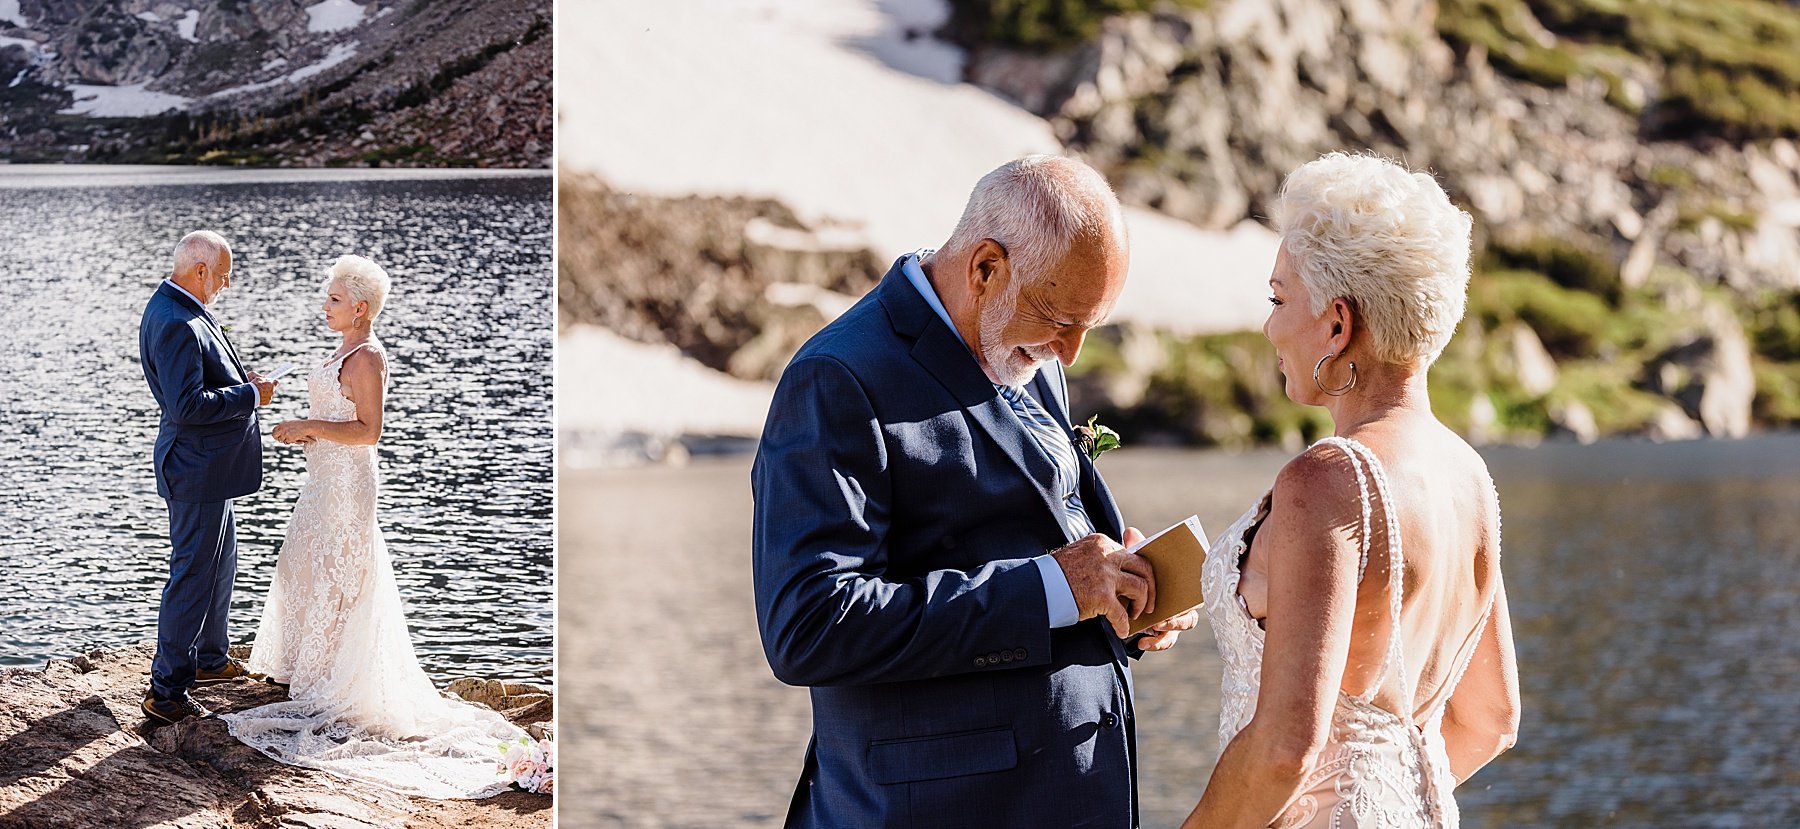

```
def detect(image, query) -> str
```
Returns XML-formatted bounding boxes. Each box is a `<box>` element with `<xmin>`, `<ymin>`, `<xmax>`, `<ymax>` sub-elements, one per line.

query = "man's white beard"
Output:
<box><xmin>979</xmin><ymin>292</ymin><xmax>1054</xmax><ymax>388</ymax></box>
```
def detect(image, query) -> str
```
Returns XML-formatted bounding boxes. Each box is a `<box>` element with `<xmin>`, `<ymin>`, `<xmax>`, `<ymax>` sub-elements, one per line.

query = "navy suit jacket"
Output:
<box><xmin>139</xmin><ymin>281</ymin><xmax>262</xmax><ymax>503</ymax></box>
<box><xmin>753</xmin><ymin>259</ymin><xmax>1138</xmax><ymax>829</ymax></box>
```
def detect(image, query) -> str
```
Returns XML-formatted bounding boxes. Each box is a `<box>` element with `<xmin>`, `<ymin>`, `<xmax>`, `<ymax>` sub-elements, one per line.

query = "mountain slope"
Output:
<box><xmin>0</xmin><ymin>0</ymin><xmax>549</xmax><ymax>165</ymax></box>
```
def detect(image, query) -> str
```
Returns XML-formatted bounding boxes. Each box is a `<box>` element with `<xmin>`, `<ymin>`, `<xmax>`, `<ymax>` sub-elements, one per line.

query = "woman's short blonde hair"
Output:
<box><xmin>1273</xmin><ymin>153</ymin><xmax>1473</xmax><ymax>366</ymax></box>
<box><xmin>327</xmin><ymin>255</ymin><xmax>392</xmax><ymax>322</ymax></box>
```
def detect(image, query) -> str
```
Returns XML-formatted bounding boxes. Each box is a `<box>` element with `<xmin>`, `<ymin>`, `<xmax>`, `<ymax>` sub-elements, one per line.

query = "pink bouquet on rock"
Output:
<box><xmin>496</xmin><ymin>735</ymin><xmax>556</xmax><ymax>794</ymax></box>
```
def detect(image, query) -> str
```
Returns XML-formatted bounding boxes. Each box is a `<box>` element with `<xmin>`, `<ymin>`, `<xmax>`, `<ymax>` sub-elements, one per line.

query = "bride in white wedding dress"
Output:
<box><xmin>1183</xmin><ymin>155</ymin><xmax>1520</xmax><ymax>828</ymax></box>
<box><xmin>221</xmin><ymin>255</ymin><xmax>525</xmax><ymax>799</ymax></box>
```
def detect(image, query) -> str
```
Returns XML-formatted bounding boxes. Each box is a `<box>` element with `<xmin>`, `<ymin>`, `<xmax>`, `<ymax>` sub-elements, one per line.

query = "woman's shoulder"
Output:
<box><xmin>1270</xmin><ymin>438</ymin><xmax>1368</xmax><ymax>508</ymax></box>
<box><xmin>340</xmin><ymin>341</ymin><xmax>388</xmax><ymax>376</ymax></box>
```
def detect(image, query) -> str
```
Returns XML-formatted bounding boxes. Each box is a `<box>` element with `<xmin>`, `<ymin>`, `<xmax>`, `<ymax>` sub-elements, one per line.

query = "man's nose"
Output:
<box><xmin>1049</xmin><ymin>327</ymin><xmax>1088</xmax><ymax>367</ymax></box>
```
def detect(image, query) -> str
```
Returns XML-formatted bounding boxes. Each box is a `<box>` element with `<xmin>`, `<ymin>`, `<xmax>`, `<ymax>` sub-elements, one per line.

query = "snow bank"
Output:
<box><xmin>559</xmin><ymin>0</ymin><xmax>1276</xmax><ymax>337</ymax></box>
<box><xmin>0</xmin><ymin>0</ymin><xmax>27</xmax><ymax>28</ymax></box>
<box><xmin>290</xmin><ymin>41</ymin><xmax>356</xmax><ymax>81</ymax></box>
<box><xmin>210</xmin><ymin>42</ymin><xmax>357</xmax><ymax>98</ymax></box>
<box><xmin>176</xmin><ymin>9</ymin><xmax>199</xmax><ymax>43</ymax></box>
<box><xmin>559</xmin><ymin>324</ymin><xmax>775</xmax><ymax>465</ymax></box>
<box><xmin>305</xmin><ymin>0</ymin><xmax>366</xmax><ymax>34</ymax></box>
<box><xmin>60</xmin><ymin>82</ymin><xmax>191</xmax><ymax>117</ymax></box>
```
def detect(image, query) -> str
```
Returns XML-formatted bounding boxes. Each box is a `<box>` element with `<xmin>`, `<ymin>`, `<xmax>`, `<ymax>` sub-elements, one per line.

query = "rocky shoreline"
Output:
<box><xmin>0</xmin><ymin>643</ymin><xmax>552</xmax><ymax>829</ymax></box>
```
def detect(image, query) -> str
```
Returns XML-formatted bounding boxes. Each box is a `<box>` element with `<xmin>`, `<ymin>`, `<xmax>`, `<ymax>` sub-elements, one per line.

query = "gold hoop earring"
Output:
<box><xmin>1314</xmin><ymin>352</ymin><xmax>1356</xmax><ymax>396</ymax></box>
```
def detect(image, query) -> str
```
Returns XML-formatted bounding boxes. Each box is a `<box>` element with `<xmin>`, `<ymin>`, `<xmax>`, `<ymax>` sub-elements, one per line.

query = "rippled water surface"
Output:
<box><xmin>0</xmin><ymin>169</ymin><xmax>553</xmax><ymax>684</ymax></box>
<box><xmin>561</xmin><ymin>435</ymin><xmax>1800</xmax><ymax>827</ymax></box>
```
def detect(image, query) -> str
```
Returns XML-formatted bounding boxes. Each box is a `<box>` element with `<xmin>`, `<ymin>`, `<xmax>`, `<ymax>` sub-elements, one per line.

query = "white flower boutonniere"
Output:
<box><xmin>1073</xmin><ymin>415</ymin><xmax>1122</xmax><ymax>462</ymax></box>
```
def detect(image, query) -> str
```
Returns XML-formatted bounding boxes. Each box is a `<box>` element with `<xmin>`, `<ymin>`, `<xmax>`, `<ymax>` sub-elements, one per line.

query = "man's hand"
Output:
<box><xmin>249</xmin><ymin>372</ymin><xmax>278</xmax><ymax>406</ymax></box>
<box><xmin>1052</xmin><ymin>532</ymin><xmax>1156</xmax><ymax>638</ymax></box>
<box><xmin>1138</xmin><ymin>607</ymin><xmax>1201</xmax><ymax>652</ymax></box>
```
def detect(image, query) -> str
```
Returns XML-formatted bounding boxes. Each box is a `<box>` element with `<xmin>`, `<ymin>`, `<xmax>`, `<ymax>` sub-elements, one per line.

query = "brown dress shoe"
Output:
<box><xmin>142</xmin><ymin>692</ymin><xmax>213</xmax><ymax>725</ymax></box>
<box><xmin>194</xmin><ymin>658</ymin><xmax>266</xmax><ymax>685</ymax></box>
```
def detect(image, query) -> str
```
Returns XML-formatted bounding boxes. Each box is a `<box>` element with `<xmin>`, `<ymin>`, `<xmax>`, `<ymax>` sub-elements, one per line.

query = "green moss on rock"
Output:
<box><xmin>943</xmin><ymin>0</ymin><xmax>1208</xmax><ymax>53</ymax></box>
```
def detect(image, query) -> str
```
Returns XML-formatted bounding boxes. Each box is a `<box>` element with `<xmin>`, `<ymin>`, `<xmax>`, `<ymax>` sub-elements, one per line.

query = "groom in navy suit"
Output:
<box><xmin>138</xmin><ymin>230</ymin><xmax>279</xmax><ymax>724</ymax></box>
<box><xmin>754</xmin><ymin>156</ymin><xmax>1196</xmax><ymax>829</ymax></box>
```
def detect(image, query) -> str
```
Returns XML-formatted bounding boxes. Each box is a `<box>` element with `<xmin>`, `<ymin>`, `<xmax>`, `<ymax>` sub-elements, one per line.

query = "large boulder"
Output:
<box><xmin>1644</xmin><ymin>302</ymin><xmax>1755</xmax><ymax>438</ymax></box>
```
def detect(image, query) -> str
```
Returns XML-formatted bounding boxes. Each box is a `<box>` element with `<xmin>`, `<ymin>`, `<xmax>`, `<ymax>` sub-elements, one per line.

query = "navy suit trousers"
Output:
<box><xmin>150</xmin><ymin>499</ymin><xmax>237</xmax><ymax>698</ymax></box>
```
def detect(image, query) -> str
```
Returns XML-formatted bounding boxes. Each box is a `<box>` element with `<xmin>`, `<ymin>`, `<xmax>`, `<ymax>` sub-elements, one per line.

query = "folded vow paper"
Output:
<box><xmin>1126</xmin><ymin>515</ymin><xmax>1208</xmax><ymax>636</ymax></box>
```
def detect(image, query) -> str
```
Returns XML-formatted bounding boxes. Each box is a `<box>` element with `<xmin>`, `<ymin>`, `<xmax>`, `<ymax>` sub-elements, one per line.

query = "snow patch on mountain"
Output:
<box><xmin>210</xmin><ymin>41</ymin><xmax>357</xmax><ymax>98</ymax></box>
<box><xmin>0</xmin><ymin>0</ymin><xmax>27</xmax><ymax>28</ymax></box>
<box><xmin>305</xmin><ymin>0</ymin><xmax>367</xmax><ymax>33</ymax></box>
<box><xmin>61</xmin><ymin>82</ymin><xmax>191</xmax><ymax>117</ymax></box>
<box><xmin>176</xmin><ymin>10</ymin><xmax>199</xmax><ymax>42</ymax></box>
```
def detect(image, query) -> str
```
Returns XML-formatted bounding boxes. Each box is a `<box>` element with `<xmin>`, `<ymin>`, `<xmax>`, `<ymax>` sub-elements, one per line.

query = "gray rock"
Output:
<box><xmin>1507</xmin><ymin>323</ymin><xmax>1559</xmax><ymax>397</ymax></box>
<box><xmin>0</xmin><ymin>644</ymin><xmax>551</xmax><ymax>828</ymax></box>
<box><xmin>1548</xmin><ymin>397</ymin><xmax>1599</xmax><ymax>444</ymax></box>
<box><xmin>558</xmin><ymin>178</ymin><xmax>883</xmax><ymax>382</ymax></box>
<box><xmin>1645</xmin><ymin>403</ymin><xmax>1705</xmax><ymax>441</ymax></box>
<box><xmin>1645</xmin><ymin>303</ymin><xmax>1755</xmax><ymax>438</ymax></box>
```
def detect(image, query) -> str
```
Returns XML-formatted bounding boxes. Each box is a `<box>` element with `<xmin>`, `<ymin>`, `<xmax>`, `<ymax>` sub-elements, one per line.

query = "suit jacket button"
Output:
<box><xmin>974</xmin><ymin>656</ymin><xmax>988</xmax><ymax>668</ymax></box>
<box><xmin>987</xmin><ymin>651</ymin><xmax>1001</xmax><ymax>666</ymax></box>
<box><xmin>1013</xmin><ymin>648</ymin><xmax>1027</xmax><ymax>661</ymax></box>
<box><xmin>999</xmin><ymin>650</ymin><xmax>1014</xmax><ymax>663</ymax></box>
<box><xmin>1101</xmin><ymin>712</ymin><xmax>1118</xmax><ymax>729</ymax></box>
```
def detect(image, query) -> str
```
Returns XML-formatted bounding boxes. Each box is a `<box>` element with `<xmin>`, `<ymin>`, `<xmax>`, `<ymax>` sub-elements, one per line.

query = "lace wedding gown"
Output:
<box><xmin>1201</xmin><ymin>436</ymin><xmax>1495</xmax><ymax>828</ymax></box>
<box><xmin>222</xmin><ymin>340</ymin><xmax>524</xmax><ymax>799</ymax></box>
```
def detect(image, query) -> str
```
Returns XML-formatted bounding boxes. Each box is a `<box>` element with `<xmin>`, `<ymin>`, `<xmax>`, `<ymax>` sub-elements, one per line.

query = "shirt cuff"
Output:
<box><xmin>1034</xmin><ymin>554</ymin><xmax>1080</xmax><ymax>629</ymax></box>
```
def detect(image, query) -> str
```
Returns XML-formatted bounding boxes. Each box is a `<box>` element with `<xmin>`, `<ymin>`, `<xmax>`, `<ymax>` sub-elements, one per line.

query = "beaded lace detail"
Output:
<box><xmin>222</xmin><ymin>339</ymin><xmax>526</xmax><ymax>799</ymax></box>
<box><xmin>1201</xmin><ymin>436</ymin><xmax>1494</xmax><ymax>828</ymax></box>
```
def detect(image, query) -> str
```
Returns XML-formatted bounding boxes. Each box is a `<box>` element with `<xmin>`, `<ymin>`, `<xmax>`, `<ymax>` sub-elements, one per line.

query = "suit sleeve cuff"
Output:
<box><xmin>1033</xmin><ymin>554</ymin><xmax>1080</xmax><ymax>629</ymax></box>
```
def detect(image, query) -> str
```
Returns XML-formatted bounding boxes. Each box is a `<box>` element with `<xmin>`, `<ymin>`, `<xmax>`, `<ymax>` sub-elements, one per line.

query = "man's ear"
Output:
<box><xmin>967</xmin><ymin>238</ymin><xmax>1010</xmax><ymax>301</ymax></box>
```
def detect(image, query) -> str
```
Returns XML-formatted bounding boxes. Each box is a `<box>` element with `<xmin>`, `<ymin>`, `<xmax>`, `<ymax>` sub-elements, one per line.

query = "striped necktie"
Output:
<box><xmin>996</xmin><ymin>384</ymin><xmax>1095</xmax><ymax>541</ymax></box>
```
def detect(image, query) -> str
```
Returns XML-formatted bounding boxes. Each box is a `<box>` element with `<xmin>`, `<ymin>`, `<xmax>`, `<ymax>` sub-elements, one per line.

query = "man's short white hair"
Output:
<box><xmin>1274</xmin><ymin>152</ymin><xmax>1473</xmax><ymax>366</ymax></box>
<box><xmin>942</xmin><ymin>155</ymin><xmax>1124</xmax><ymax>287</ymax></box>
<box><xmin>173</xmin><ymin>230</ymin><xmax>230</xmax><ymax>274</ymax></box>
<box><xmin>326</xmin><ymin>254</ymin><xmax>392</xmax><ymax>321</ymax></box>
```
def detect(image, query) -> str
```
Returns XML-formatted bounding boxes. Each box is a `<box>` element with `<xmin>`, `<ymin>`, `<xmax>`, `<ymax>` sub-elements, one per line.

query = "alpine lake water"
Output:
<box><xmin>0</xmin><ymin>166</ymin><xmax>553</xmax><ymax>685</ymax></box>
<box><xmin>561</xmin><ymin>434</ymin><xmax>1799</xmax><ymax>827</ymax></box>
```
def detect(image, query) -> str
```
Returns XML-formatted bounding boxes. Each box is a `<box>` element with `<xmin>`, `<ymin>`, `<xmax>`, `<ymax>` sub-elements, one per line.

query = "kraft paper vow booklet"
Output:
<box><xmin>1125</xmin><ymin>515</ymin><xmax>1208</xmax><ymax>636</ymax></box>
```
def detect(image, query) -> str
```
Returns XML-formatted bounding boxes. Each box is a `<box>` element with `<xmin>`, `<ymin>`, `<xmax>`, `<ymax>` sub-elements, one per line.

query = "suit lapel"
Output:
<box><xmin>216</xmin><ymin>326</ymin><xmax>248</xmax><ymax>381</ymax></box>
<box><xmin>877</xmin><ymin>264</ymin><xmax>1073</xmax><ymax>541</ymax></box>
<box><xmin>158</xmin><ymin>282</ymin><xmax>247</xmax><ymax>381</ymax></box>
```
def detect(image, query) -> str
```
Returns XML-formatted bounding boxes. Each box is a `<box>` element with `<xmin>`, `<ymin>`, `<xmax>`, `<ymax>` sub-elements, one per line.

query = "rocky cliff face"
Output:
<box><xmin>936</xmin><ymin>0</ymin><xmax>1800</xmax><ymax>443</ymax></box>
<box><xmin>0</xmin><ymin>643</ymin><xmax>553</xmax><ymax>828</ymax></box>
<box><xmin>0</xmin><ymin>0</ymin><xmax>550</xmax><ymax>166</ymax></box>
<box><xmin>955</xmin><ymin>0</ymin><xmax>1800</xmax><ymax>293</ymax></box>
